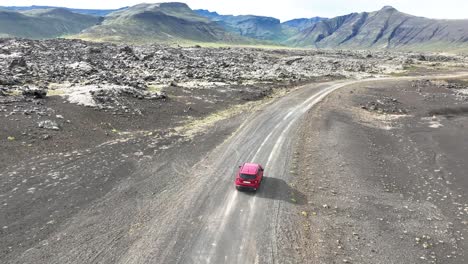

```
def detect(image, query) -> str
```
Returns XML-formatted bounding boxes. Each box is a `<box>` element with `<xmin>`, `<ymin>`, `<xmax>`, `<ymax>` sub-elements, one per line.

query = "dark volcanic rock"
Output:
<box><xmin>0</xmin><ymin>38</ymin><xmax>465</xmax><ymax>111</ymax></box>
<box><xmin>120</xmin><ymin>46</ymin><xmax>134</xmax><ymax>54</ymax></box>
<box><xmin>9</xmin><ymin>57</ymin><xmax>27</xmax><ymax>69</ymax></box>
<box><xmin>361</xmin><ymin>97</ymin><xmax>408</xmax><ymax>114</ymax></box>
<box><xmin>22</xmin><ymin>88</ymin><xmax>47</xmax><ymax>99</ymax></box>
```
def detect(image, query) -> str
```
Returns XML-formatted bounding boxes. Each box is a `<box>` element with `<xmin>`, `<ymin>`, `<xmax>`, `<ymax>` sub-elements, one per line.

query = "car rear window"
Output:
<box><xmin>240</xmin><ymin>173</ymin><xmax>256</xmax><ymax>180</ymax></box>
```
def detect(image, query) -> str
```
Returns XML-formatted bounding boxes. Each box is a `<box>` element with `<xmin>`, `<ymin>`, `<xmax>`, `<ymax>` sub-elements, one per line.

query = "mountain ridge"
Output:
<box><xmin>76</xmin><ymin>3</ymin><xmax>254</xmax><ymax>44</ymax></box>
<box><xmin>287</xmin><ymin>6</ymin><xmax>468</xmax><ymax>51</ymax></box>
<box><xmin>0</xmin><ymin>7</ymin><xmax>102</xmax><ymax>39</ymax></box>
<box><xmin>194</xmin><ymin>9</ymin><xmax>326</xmax><ymax>42</ymax></box>
<box><xmin>0</xmin><ymin>5</ymin><xmax>126</xmax><ymax>16</ymax></box>
<box><xmin>0</xmin><ymin>3</ymin><xmax>467</xmax><ymax>52</ymax></box>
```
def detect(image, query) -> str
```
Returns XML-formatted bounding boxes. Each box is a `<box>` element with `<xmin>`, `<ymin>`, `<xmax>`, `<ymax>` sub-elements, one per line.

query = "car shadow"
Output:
<box><xmin>240</xmin><ymin>176</ymin><xmax>307</xmax><ymax>205</ymax></box>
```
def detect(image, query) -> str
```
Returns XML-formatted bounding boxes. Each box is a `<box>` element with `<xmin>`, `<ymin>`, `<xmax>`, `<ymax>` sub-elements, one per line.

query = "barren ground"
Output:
<box><xmin>1</xmin><ymin>39</ymin><xmax>468</xmax><ymax>264</ymax></box>
<box><xmin>293</xmin><ymin>77</ymin><xmax>468</xmax><ymax>263</ymax></box>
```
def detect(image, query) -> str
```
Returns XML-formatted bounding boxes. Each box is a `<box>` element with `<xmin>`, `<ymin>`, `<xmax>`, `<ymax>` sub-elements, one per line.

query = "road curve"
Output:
<box><xmin>148</xmin><ymin>79</ymin><xmax>375</xmax><ymax>263</ymax></box>
<box><xmin>150</xmin><ymin>73</ymin><xmax>468</xmax><ymax>264</ymax></box>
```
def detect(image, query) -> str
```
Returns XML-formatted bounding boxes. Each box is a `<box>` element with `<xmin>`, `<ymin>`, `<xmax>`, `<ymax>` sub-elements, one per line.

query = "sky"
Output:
<box><xmin>2</xmin><ymin>0</ymin><xmax>468</xmax><ymax>21</ymax></box>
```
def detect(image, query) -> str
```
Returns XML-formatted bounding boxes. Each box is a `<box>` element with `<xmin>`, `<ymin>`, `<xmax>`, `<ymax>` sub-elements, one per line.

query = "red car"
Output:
<box><xmin>235</xmin><ymin>163</ymin><xmax>264</xmax><ymax>191</ymax></box>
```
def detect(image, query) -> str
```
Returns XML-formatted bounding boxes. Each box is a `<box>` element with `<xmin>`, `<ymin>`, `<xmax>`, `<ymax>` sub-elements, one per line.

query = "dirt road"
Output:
<box><xmin>2</xmin><ymin>73</ymin><xmax>467</xmax><ymax>263</ymax></box>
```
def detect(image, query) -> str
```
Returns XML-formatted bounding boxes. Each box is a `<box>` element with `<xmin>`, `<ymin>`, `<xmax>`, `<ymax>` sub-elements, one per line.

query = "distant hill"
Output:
<box><xmin>195</xmin><ymin>10</ymin><xmax>327</xmax><ymax>43</ymax></box>
<box><xmin>77</xmin><ymin>3</ymin><xmax>251</xmax><ymax>44</ymax></box>
<box><xmin>1</xmin><ymin>3</ymin><xmax>468</xmax><ymax>51</ymax></box>
<box><xmin>0</xmin><ymin>8</ymin><xmax>102</xmax><ymax>39</ymax></box>
<box><xmin>195</xmin><ymin>9</ymin><xmax>293</xmax><ymax>42</ymax></box>
<box><xmin>282</xmin><ymin>17</ymin><xmax>326</xmax><ymax>31</ymax></box>
<box><xmin>1</xmin><ymin>5</ymin><xmax>126</xmax><ymax>16</ymax></box>
<box><xmin>287</xmin><ymin>6</ymin><xmax>468</xmax><ymax>51</ymax></box>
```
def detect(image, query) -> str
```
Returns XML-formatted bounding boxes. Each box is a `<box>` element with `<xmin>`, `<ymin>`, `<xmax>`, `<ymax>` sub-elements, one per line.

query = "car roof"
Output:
<box><xmin>240</xmin><ymin>163</ymin><xmax>260</xmax><ymax>174</ymax></box>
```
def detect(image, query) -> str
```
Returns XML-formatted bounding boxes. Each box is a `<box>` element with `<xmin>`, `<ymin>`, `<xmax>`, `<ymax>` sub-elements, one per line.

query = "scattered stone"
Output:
<box><xmin>361</xmin><ymin>96</ymin><xmax>408</xmax><ymax>114</ymax></box>
<box><xmin>38</xmin><ymin>120</ymin><xmax>60</xmax><ymax>130</ymax></box>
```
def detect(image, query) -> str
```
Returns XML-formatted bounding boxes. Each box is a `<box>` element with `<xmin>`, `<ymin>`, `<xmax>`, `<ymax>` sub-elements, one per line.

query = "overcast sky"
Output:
<box><xmin>2</xmin><ymin>0</ymin><xmax>468</xmax><ymax>21</ymax></box>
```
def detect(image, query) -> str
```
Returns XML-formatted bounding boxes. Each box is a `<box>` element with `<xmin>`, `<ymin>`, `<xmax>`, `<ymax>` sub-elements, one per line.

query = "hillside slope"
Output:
<box><xmin>78</xmin><ymin>3</ymin><xmax>248</xmax><ymax>44</ymax></box>
<box><xmin>0</xmin><ymin>8</ymin><xmax>102</xmax><ymax>39</ymax></box>
<box><xmin>282</xmin><ymin>17</ymin><xmax>326</xmax><ymax>31</ymax></box>
<box><xmin>1</xmin><ymin>5</ymin><xmax>126</xmax><ymax>16</ymax></box>
<box><xmin>195</xmin><ymin>9</ymin><xmax>307</xmax><ymax>42</ymax></box>
<box><xmin>288</xmin><ymin>6</ymin><xmax>468</xmax><ymax>51</ymax></box>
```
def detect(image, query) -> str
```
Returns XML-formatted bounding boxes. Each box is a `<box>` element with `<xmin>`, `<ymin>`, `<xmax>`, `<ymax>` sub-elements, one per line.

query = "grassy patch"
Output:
<box><xmin>5</xmin><ymin>90</ymin><xmax>21</xmax><ymax>96</ymax></box>
<box><xmin>175</xmin><ymin>88</ymin><xmax>288</xmax><ymax>139</ymax></box>
<box><xmin>403</xmin><ymin>65</ymin><xmax>419</xmax><ymax>71</ymax></box>
<box><xmin>174</xmin><ymin>40</ymin><xmax>299</xmax><ymax>50</ymax></box>
<box><xmin>47</xmin><ymin>89</ymin><xmax>66</xmax><ymax>96</ymax></box>
<box><xmin>147</xmin><ymin>84</ymin><xmax>164</xmax><ymax>93</ymax></box>
<box><xmin>389</xmin><ymin>65</ymin><xmax>421</xmax><ymax>76</ymax></box>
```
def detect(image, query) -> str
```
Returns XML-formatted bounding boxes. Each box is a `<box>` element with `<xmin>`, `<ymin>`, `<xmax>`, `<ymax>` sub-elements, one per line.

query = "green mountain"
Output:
<box><xmin>288</xmin><ymin>6</ymin><xmax>468</xmax><ymax>51</ymax></box>
<box><xmin>1</xmin><ymin>3</ymin><xmax>467</xmax><ymax>51</ymax></box>
<box><xmin>1</xmin><ymin>5</ymin><xmax>126</xmax><ymax>16</ymax></box>
<box><xmin>282</xmin><ymin>17</ymin><xmax>326</xmax><ymax>31</ymax></box>
<box><xmin>0</xmin><ymin>8</ymin><xmax>102</xmax><ymax>39</ymax></box>
<box><xmin>77</xmin><ymin>3</ymin><xmax>249</xmax><ymax>44</ymax></box>
<box><xmin>195</xmin><ymin>9</ymin><xmax>296</xmax><ymax>42</ymax></box>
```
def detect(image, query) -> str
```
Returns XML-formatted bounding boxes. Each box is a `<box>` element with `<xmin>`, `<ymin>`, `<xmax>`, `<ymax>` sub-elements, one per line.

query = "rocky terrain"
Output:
<box><xmin>2</xmin><ymin>38</ymin><xmax>466</xmax><ymax>91</ymax></box>
<box><xmin>1</xmin><ymin>39</ymin><xmax>467</xmax><ymax>162</ymax></box>
<box><xmin>294</xmin><ymin>76</ymin><xmax>468</xmax><ymax>264</ymax></box>
<box><xmin>1</xmin><ymin>38</ymin><xmax>468</xmax><ymax>263</ymax></box>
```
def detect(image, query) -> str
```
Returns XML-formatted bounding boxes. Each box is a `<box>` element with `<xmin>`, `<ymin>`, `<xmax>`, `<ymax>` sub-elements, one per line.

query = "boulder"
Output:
<box><xmin>38</xmin><ymin>120</ymin><xmax>60</xmax><ymax>130</ymax></box>
<box><xmin>22</xmin><ymin>88</ymin><xmax>47</xmax><ymax>99</ymax></box>
<box><xmin>9</xmin><ymin>57</ymin><xmax>27</xmax><ymax>69</ymax></box>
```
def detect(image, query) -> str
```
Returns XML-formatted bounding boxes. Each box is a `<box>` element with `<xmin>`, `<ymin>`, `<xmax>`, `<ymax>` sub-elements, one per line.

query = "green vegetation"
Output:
<box><xmin>5</xmin><ymin>89</ymin><xmax>21</xmax><ymax>96</ymax></box>
<box><xmin>47</xmin><ymin>89</ymin><xmax>66</xmax><ymax>96</ymax></box>
<box><xmin>1</xmin><ymin>3</ymin><xmax>468</xmax><ymax>53</ymax></box>
<box><xmin>147</xmin><ymin>84</ymin><xmax>163</xmax><ymax>93</ymax></box>
<box><xmin>194</xmin><ymin>9</ymin><xmax>307</xmax><ymax>43</ymax></box>
<box><xmin>0</xmin><ymin>8</ymin><xmax>101</xmax><ymax>39</ymax></box>
<box><xmin>75</xmin><ymin>3</ymin><xmax>255</xmax><ymax>45</ymax></box>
